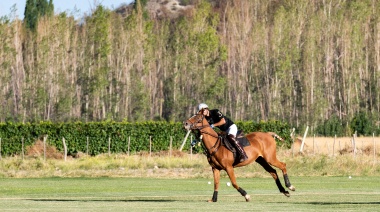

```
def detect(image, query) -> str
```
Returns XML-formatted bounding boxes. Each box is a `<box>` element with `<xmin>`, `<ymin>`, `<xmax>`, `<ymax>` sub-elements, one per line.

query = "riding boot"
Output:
<box><xmin>228</xmin><ymin>135</ymin><xmax>248</xmax><ymax>162</ymax></box>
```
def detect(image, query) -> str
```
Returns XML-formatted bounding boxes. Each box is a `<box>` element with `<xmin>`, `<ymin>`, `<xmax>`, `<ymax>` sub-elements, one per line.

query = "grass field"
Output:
<box><xmin>0</xmin><ymin>137</ymin><xmax>379</xmax><ymax>211</ymax></box>
<box><xmin>0</xmin><ymin>176</ymin><xmax>379</xmax><ymax>212</ymax></box>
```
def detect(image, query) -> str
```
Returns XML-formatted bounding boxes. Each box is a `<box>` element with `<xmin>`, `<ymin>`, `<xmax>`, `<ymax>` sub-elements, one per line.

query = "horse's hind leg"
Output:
<box><xmin>255</xmin><ymin>156</ymin><xmax>290</xmax><ymax>197</ymax></box>
<box><xmin>267</xmin><ymin>157</ymin><xmax>296</xmax><ymax>191</ymax></box>
<box><xmin>225</xmin><ymin>166</ymin><xmax>251</xmax><ymax>202</ymax></box>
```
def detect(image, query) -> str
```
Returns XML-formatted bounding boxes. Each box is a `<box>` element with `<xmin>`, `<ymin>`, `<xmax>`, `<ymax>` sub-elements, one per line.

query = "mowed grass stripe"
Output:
<box><xmin>0</xmin><ymin>190</ymin><xmax>378</xmax><ymax>200</ymax></box>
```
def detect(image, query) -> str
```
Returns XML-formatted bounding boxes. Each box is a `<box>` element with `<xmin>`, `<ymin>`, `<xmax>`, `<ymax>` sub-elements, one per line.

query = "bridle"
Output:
<box><xmin>186</xmin><ymin>114</ymin><xmax>214</xmax><ymax>135</ymax></box>
<box><xmin>185</xmin><ymin>114</ymin><xmax>221</xmax><ymax>156</ymax></box>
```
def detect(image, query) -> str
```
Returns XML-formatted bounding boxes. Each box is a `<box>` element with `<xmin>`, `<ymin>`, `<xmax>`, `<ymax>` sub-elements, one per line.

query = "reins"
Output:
<box><xmin>187</xmin><ymin>114</ymin><xmax>221</xmax><ymax>156</ymax></box>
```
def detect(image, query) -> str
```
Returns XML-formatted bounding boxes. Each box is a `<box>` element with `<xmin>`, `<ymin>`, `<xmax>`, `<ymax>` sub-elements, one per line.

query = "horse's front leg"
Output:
<box><xmin>225</xmin><ymin>166</ymin><xmax>250</xmax><ymax>202</ymax></box>
<box><xmin>209</xmin><ymin>168</ymin><xmax>220</xmax><ymax>202</ymax></box>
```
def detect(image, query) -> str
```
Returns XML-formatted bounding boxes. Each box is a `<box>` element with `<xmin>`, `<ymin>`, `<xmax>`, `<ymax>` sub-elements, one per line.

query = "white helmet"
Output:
<box><xmin>198</xmin><ymin>103</ymin><xmax>208</xmax><ymax>111</ymax></box>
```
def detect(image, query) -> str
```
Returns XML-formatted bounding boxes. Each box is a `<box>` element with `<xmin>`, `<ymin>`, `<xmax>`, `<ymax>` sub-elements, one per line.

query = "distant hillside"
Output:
<box><xmin>115</xmin><ymin>0</ymin><xmax>194</xmax><ymax>19</ymax></box>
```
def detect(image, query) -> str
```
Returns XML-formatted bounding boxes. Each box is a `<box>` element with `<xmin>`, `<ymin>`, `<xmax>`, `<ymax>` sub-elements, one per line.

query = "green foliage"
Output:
<box><xmin>24</xmin><ymin>0</ymin><xmax>54</xmax><ymax>31</ymax></box>
<box><xmin>24</xmin><ymin>0</ymin><xmax>38</xmax><ymax>30</ymax></box>
<box><xmin>0</xmin><ymin>121</ymin><xmax>186</xmax><ymax>156</ymax></box>
<box><xmin>86</xmin><ymin>5</ymin><xmax>111</xmax><ymax>89</ymax></box>
<box><xmin>236</xmin><ymin>120</ymin><xmax>292</xmax><ymax>148</ymax></box>
<box><xmin>0</xmin><ymin>120</ymin><xmax>291</xmax><ymax>156</ymax></box>
<box><xmin>315</xmin><ymin>115</ymin><xmax>345</xmax><ymax>137</ymax></box>
<box><xmin>350</xmin><ymin>111</ymin><xmax>372</xmax><ymax>136</ymax></box>
<box><xmin>89</xmin><ymin>6</ymin><xmax>111</xmax><ymax>60</ymax></box>
<box><xmin>128</xmin><ymin>78</ymin><xmax>149</xmax><ymax>122</ymax></box>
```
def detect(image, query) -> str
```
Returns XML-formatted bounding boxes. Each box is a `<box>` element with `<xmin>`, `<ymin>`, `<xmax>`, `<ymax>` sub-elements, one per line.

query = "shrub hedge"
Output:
<box><xmin>0</xmin><ymin>120</ymin><xmax>292</xmax><ymax>156</ymax></box>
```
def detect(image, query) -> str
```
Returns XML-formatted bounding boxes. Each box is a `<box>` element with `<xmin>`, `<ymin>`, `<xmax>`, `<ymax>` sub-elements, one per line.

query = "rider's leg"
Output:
<box><xmin>228</xmin><ymin>134</ymin><xmax>248</xmax><ymax>162</ymax></box>
<box><xmin>227</xmin><ymin>124</ymin><xmax>248</xmax><ymax>162</ymax></box>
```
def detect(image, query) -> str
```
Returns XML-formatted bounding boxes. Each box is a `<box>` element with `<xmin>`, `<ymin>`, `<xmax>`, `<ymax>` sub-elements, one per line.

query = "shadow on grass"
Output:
<box><xmin>291</xmin><ymin>201</ymin><xmax>380</xmax><ymax>205</ymax></box>
<box><xmin>27</xmin><ymin>199</ymin><xmax>176</xmax><ymax>202</ymax></box>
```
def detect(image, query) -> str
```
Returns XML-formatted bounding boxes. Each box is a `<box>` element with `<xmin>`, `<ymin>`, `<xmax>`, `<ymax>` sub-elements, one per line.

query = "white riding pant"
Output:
<box><xmin>227</xmin><ymin>124</ymin><xmax>238</xmax><ymax>137</ymax></box>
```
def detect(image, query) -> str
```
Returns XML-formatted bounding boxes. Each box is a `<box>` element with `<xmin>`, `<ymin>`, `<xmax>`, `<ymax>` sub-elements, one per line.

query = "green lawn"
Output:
<box><xmin>0</xmin><ymin>176</ymin><xmax>379</xmax><ymax>211</ymax></box>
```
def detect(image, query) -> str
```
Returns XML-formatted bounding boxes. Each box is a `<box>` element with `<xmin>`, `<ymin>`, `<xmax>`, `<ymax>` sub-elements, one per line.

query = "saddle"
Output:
<box><xmin>219</xmin><ymin>131</ymin><xmax>250</xmax><ymax>164</ymax></box>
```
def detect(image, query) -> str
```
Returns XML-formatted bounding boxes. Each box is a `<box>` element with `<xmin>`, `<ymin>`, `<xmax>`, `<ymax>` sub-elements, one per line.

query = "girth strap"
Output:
<box><xmin>209</xmin><ymin>137</ymin><xmax>221</xmax><ymax>156</ymax></box>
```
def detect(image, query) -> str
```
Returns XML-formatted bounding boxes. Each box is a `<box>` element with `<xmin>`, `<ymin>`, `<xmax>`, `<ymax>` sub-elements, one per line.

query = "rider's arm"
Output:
<box><xmin>212</xmin><ymin>117</ymin><xmax>226</xmax><ymax>127</ymax></box>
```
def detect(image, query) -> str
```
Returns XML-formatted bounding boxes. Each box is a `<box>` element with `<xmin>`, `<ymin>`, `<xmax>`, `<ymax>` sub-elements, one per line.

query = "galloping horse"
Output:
<box><xmin>183</xmin><ymin>110</ymin><xmax>295</xmax><ymax>202</ymax></box>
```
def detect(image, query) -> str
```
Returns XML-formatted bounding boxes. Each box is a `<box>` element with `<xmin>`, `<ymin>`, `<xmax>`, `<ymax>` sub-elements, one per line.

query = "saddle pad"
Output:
<box><xmin>237</xmin><ymin>134</ymin><xmax>250</xmax><ymax>147</ymax></box>
<box><xmin>221</xmin><ymin>131</ymin><xmax>250</xmax><ymax>152</ymax></box>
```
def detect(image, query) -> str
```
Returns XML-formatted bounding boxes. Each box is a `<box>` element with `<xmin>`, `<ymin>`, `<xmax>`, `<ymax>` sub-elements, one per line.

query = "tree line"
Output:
<box><xmin>0</xmin><ymin>0</ymin><xmax>379</xmax><ymax>136</ymax></box>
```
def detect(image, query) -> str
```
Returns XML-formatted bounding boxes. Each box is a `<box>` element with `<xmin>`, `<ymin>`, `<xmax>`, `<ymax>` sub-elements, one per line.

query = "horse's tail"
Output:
<box><xmin>268</xmin><ymin>132</ymin><xmax>284</xmax><ymax>141</ymax></box>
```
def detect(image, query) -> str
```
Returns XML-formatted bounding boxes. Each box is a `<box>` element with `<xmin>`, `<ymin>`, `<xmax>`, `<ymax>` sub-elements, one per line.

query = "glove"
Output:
<box><xmin>211</xmin><ymin>124</ymin><xmax>214</xmax><ymax>128</ymax></box>
<box><xmin>191</xmin><ymin>140</ymin><xmax>198</xmax><ymax>147</ymax></box>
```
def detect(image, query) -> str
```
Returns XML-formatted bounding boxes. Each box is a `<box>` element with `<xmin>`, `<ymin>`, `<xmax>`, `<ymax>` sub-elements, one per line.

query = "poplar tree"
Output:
<box><xmin>24</xmin><ymin>0</ymin><xmax>54</xmax><ymax>31</ymax></box>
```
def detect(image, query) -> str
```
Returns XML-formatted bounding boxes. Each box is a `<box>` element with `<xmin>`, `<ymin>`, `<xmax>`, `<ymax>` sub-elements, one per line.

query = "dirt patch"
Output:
<box><xmin>26</xmin><ymin>140</ymin><xmax>63</xmax><ymax>159</ymax></box>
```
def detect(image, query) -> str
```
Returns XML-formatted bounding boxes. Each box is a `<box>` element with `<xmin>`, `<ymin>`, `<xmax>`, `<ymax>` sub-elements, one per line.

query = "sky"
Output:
<box><xmin>0</xmin><ymin>0</ymin><xmax>134</xmax><ymax>19</ymax></box>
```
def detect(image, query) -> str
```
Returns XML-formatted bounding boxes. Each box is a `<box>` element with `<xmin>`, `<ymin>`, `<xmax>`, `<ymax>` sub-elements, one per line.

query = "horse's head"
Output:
<box><xmin>183</xmin><ymin>111</ymin><xmax>207</xmax><ymax>131</ymax></box>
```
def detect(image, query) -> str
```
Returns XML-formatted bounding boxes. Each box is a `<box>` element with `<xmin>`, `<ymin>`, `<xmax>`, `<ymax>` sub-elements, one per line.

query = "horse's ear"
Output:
<box><xmin>197</xmin><ymin>109</ymin><xmax>203</xmax><ymax>115</ymax></box>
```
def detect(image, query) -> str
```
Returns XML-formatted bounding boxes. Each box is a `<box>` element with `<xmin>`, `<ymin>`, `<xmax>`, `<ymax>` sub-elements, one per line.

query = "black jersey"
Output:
<box><xmin>205</xmin><ymin>109</ymin><xmax>234</xmax><ymax>131</ymax></box>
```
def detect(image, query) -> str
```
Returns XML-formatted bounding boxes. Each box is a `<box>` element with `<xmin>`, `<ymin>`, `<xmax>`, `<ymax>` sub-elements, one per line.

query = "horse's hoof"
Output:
<box><xmin>288</xmin><ymin>185</ymin><xmax>296</xmax><ymax>191</ymax></box>
<box><xmin>245</xmin><ymin>194</ymin><xmax>251</xmax><ymax>202</ymax></box>
<box><xmin>207</xmin><ymin>199</ymin><xmax>216</xmax><ymax>202</ymax></box>
<box><xmin>282</xmin><ymin>191</ymin><xmax>290</xmax><ymax>197</ymax></box>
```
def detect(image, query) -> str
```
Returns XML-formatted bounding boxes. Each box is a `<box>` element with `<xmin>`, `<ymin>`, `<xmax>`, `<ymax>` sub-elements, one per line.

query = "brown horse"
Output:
<box><xmin>183</xmin><ymin>111</ymin><xmax>295</xmax><ymax>202</ymax></box>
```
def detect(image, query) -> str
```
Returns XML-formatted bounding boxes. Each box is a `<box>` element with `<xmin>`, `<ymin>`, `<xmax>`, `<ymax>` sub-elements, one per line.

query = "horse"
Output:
<box><xmin>183</xmin><ymin>110</ymin><xmax>295</xmax><ymax>202</ymax></box>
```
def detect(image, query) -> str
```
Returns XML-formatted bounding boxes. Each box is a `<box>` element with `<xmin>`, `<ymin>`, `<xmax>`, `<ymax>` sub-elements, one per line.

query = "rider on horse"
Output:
<box><xmin>197</xmin><ymin>103</ymin><xmax>248</xmax><ymax>162</ymax></box>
